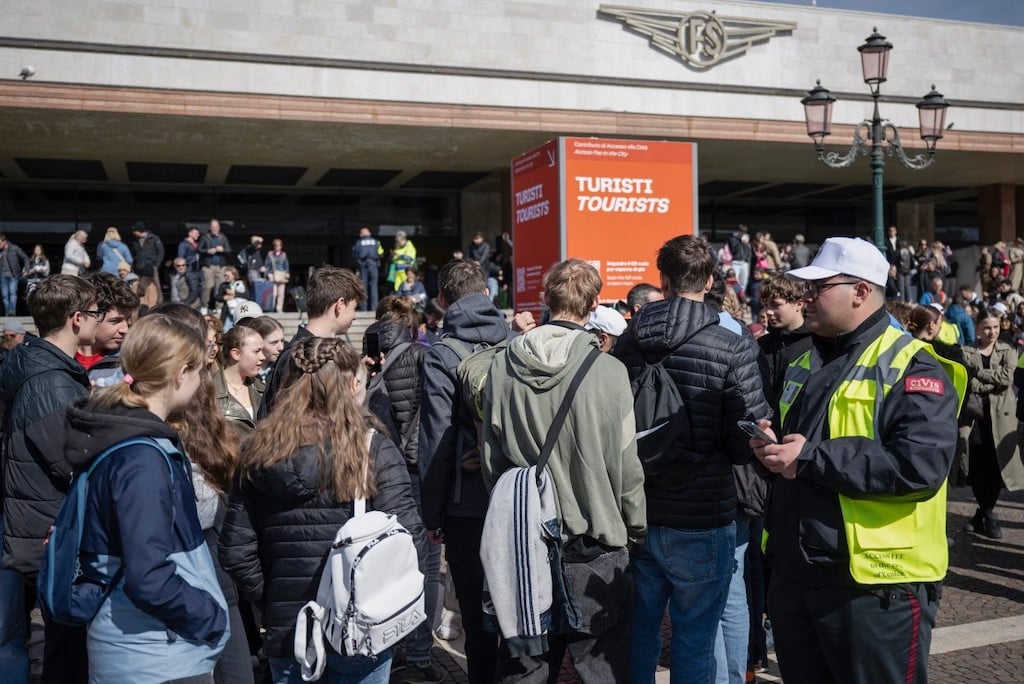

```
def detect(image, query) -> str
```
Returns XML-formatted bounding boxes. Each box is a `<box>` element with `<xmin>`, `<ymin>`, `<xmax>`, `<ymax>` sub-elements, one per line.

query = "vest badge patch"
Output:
<box><xmin>904</xmin><ymin>376</ymin><xmax>943</xmax><ymax>395</ymax></box>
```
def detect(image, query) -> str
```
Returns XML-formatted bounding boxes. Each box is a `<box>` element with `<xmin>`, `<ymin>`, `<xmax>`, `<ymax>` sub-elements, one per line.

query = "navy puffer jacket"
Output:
<box><xmin>613</xmin><ymin>296</ymin><xmax>770</xmax><ymax>529</ymax></box>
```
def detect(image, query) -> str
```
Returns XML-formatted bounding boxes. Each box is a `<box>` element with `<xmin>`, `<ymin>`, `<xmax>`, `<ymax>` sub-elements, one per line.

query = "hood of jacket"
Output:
<box><xmin>365</xmin><ymin>320</ymin><xmax>416</xmax><ymax>356</ymax></box>
<box><xmin>441</xmin><ymin>293</ymin><xmax>510</xmax><ymax>346</ymax></box>
<box><xmin>505</xmin><ymin>324</ymin><xmax>597</xmax><ymax>391</ymax></box>
<box><xmin>0</xmin><ymin>334</ymin><xmax>89</xmax><ymax>402</ymax></box>
<box><xmin>65</xmin><ymin>398</ymin><xmax>181</xmax><ymax>469</ymax></box>
<box><xmin>629</xmin><ymin>297</ymin><xmax>721</xmax><ymax>357</ymax></box>
<box><xmin>243</xmin><ymin>444</ymin><xmax>327</xmax><ymax>507</ymax></box>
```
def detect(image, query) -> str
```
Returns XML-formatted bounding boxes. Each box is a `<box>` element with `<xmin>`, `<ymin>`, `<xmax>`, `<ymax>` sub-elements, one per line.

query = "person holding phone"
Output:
<box><xmin>751</xmin><ymin>237</ymin><xmax>964</xmax><ymax>684</ymax></box>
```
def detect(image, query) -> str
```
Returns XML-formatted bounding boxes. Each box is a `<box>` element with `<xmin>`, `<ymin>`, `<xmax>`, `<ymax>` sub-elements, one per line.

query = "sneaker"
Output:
<box><xmin>964</xmin><ymin>509</ymin><xmax>984</xmax><ymax>533</ymax></box>
<box><xmin>433</xmin><ymin>623</ymin><xmax>461</xmax><ymax>641</ymax></box>
<box><xmin>402</xmin><ymin>662</ymin><xmax>446</xmax><ymax>683</ymax></box>
<box><xmin>390</xmin><ymin>646</ymin><xmax>407</xmax><ymax>672</ymax></box>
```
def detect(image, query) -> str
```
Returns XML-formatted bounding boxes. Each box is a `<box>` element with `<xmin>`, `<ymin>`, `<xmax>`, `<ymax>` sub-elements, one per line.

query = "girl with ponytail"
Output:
<box><xmin>62</xmin><ymin>313</ymin><xmax>229</xmax><ymax>683</ymax></box>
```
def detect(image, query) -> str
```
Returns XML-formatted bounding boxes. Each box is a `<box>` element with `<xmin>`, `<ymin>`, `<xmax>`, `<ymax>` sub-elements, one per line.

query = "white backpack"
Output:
<box><xmin>294</xmin><ymin>434</ymin><xmax>425</xmax><ymax>680</ymax></box>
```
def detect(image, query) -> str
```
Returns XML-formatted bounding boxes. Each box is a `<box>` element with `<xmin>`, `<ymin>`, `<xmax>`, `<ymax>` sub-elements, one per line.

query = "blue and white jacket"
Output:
<box><xmin>64</xmin><ymin>400</ymin><xmax>228</xmax><ymax>683</ymax></box>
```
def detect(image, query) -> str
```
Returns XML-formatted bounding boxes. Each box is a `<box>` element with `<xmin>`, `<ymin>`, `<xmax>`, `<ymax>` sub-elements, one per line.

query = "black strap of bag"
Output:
<box><xmin>534</xmin><ymin>347</ymin><xmax>601</xmax><ymax>484</ymax></box>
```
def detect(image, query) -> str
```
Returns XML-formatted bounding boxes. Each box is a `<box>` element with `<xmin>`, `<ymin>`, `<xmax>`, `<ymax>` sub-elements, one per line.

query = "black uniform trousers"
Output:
<box><xmin>769</xmin><ymin>577</ymin><xmax>938</xmax><ymax>684</ymax></box>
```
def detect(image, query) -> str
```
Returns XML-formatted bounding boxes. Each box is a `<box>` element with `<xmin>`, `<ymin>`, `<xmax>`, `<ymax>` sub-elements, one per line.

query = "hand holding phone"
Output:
<box><xmin>737</xmin><ymin>420</ymin><xmax>778</xmax><ymax>444</ymax></box>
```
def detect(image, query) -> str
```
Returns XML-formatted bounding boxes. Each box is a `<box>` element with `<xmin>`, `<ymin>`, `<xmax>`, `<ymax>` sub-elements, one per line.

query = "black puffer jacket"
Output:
<box><xmin>218</xmin><ymin>430</ymin><xmax>426</xmax><ymax>658</ymax></box>
<box><xmin>614</xmin><ymin>297</ymin><xmax>770</xmax><ymax>529</ymax></box>
<box><xmin>364</xmin><ymin>320</ymin><xmax>426</xmax><ymax>471</ymax></box>
<box><xmin>1</xmin><ymin>335</ymin><xmax>91</xmax><ymax>574</ymax></box>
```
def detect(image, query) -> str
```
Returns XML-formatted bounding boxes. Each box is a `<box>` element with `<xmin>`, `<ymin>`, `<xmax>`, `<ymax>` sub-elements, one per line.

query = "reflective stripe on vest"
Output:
<box><xmin>775</xmin><ymin>326</ymin><xmax>966</xmax><ymax>584</ymax></box>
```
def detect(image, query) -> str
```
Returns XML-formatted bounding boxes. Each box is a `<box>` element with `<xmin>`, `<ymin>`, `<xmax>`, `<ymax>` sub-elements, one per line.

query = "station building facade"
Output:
<box><xmin>0</xmin><ymin>0</ymin><xmax>1021</xmax><ymax>286</ymax></box>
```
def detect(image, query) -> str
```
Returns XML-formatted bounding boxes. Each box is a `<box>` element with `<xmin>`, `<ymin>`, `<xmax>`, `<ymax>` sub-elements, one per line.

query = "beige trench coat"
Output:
<box><xmin>962</xmin><ymin>342</ymin><xmax>1024</xmax><ymax>491</ymax></box>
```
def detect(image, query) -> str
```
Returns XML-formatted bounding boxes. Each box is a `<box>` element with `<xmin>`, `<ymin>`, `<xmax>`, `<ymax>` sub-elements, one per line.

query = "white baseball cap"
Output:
<box><xmin>585</xmin><ymin>306</ymin><xmax>628</xmax><ymax>337</ymax></box>
<box><xmin>786</xmin><ymin>237</ymin><xmax>889</xmax><ymax>288</ymax></box>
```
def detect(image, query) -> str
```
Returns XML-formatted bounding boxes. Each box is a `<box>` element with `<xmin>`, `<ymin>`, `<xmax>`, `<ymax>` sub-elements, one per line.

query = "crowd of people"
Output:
<box><xmin>0</xmin><ymin>227</ymin><xmax>1019</xmax><ymax>684</ymax></box>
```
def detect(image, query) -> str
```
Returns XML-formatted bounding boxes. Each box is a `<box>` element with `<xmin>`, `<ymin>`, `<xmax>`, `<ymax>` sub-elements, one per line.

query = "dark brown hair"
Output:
<box><xmin>657</xmin><ymin>235</ymin><xmax>714</xmax><ymax>295</ymax></box>
<box><xmin>759</xmin><ymin>275</ymin><xmax>805</xmax><ymax>304</ymax></box>
<box><xmin>84</xmin><ymin>271</ymin><xmax>141</xmax><ymax>315</ymax></box>
<box><xmin>438</xmin><ymin>260</ymin><xmax>486</xmax><ymax>304</ymax></box>
<box><xmin>27</xmin><ymin>275</ymin><xmax>97</xmax><ymax>338</ymax></box>
<box><xmin>306</xmin><ymin>266</ymin><xmax>366</xmax><ymax>317</ymax></box>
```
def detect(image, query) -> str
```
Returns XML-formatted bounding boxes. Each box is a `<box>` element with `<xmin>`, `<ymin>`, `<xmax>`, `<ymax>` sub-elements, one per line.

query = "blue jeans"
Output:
<box><xmin>270</xmin><ymin>650</ymin><xmax>391</xmax><ymax>684</ymax></box>
<box><xmin>1</xmin><ymin>276</ymin><xmax>17</xmax><ymax>316</ymax></box>
<box><xmin>358</xmin><ymin>262</ymin><xmax>379</xmax><ymax>312</ymax></box>
<box><xmin>0</xmin><ymin>517</ymin><xmax>29</xmax><ymax>684</ymax></box>
<box><xmin>714</xmin><ymin>516</ymin><xmax>750</xmax><ymax>684</ymax></box>
<box><xmin>629</xmin><ymin>523</ymin><xmax>735</xmax><ymax>684</ymax></box>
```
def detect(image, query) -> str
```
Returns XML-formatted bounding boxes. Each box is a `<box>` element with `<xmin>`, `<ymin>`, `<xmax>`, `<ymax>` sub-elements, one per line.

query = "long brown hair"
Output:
<box><xmin>240</xmin><ymin>337</ymin><xmax>374</xmax><ymax>502</ymax></box>
<box><xmin>150</xmin><ymin>303</ymin><xmax>239</xmax><ymax>493</ymax></box>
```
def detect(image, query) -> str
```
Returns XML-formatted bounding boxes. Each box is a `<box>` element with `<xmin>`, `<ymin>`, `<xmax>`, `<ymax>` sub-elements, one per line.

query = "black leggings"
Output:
<box><xmin>969</xmin><ymin>422</ymin><xmax>1005</xmax><ymax>511</ymax></box>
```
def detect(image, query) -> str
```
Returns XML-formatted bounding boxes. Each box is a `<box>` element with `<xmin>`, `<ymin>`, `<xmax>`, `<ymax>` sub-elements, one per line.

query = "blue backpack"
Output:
<box><xmin>38</xmin><ymin>437</ymin><xmax>183</xmax><ymax>626</ymax></box>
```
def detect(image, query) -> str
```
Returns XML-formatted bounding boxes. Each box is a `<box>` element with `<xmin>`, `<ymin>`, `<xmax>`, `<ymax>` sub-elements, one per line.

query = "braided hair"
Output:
<box><xmin>240</xmin><ymin>337</ymin><xmax>375</xmax><ymax>502</ymax></box>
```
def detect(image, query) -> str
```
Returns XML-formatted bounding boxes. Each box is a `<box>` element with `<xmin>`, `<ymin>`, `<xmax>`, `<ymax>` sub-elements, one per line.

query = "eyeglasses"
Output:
<box><xmin>80</xmin><ymin>309</ymin><xmax>107</xmax><ymax>322</ymax></box>
<box><xmin>802</xmin><ymin>281</ymin><xmax>861</xmax><ymax>299</ymax></box>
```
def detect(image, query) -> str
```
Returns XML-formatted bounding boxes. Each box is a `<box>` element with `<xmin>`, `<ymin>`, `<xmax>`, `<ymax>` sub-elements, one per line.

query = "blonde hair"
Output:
<box><xmin>104</xmin><ymin>227</ymin><xmax>122</xmax><ymax>242</ymax></box>
<box><xmin>89</xmin><ymin>314</ymin><xmax>205</xmax><ymax>411</ymax></box>
<box><xmin>241</xmin><ymin>338</ymin><xmax>375</xmax><ymax>501</ymax></box>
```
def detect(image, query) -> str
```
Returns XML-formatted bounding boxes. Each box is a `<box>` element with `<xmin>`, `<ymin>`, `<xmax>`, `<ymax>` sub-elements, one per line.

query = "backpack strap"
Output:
<box><xmin>534</xmin><ymin>347</ymin><xmax>601</xmax><ymax>484</ymax></box>
<box><xmin>352</xmin><ymin>429</ymin><xmax>376</xmax><ymax>517</ymax></box>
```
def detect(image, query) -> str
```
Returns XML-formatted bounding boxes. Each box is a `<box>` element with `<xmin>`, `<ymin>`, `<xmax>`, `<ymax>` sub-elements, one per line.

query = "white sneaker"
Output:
<box><xmin>434</xmin><ymin>623</ymin><xmax>462</xmax><ymax>641</ymax></box>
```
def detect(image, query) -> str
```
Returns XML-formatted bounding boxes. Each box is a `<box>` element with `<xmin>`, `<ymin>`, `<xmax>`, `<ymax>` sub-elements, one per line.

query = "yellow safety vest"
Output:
<box><xmin>937</xmin><ymin>320</ymin><xmax>961</xmax><ymax>346</ymax></box>
<box><xmin>777</xmin><ymin>325</ymin><xmax>966</xmax><ymax>584</ymax></box>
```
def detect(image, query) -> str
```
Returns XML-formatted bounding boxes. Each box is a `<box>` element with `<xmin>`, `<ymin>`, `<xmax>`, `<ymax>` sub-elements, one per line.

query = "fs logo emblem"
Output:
<box><xmin>599</xmin><ymin>5</ymin><xmax>796</xmax><ymax>68</ymax></box>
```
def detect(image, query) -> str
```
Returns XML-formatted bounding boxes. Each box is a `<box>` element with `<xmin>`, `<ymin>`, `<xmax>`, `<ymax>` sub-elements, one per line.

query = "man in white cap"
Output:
<box><xmin>749</xmin><ymin>237</ymin><xmax>964</xmax><ymax>684</ymax></box>
<box><xmin>584</xmin><ymin>304</ymin><xmax>628</xmax><ymax>352</ymax></box>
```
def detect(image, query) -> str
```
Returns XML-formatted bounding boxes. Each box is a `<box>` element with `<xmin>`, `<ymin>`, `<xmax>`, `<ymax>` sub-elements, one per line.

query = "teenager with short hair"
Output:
<box><xmin>1</xmin><ymin>274</ymin><xmax>99</xmax><ymax>682</ymax></box>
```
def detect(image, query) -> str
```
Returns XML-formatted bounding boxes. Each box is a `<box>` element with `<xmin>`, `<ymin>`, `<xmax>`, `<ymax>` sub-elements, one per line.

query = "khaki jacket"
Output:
<box><xmin>962</xmin><ymin>342</ymin><xmax>1024</xmax><ymax>491</ymax></box>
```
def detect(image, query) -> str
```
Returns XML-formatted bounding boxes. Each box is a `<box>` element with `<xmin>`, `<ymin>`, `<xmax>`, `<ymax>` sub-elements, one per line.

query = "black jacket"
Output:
<box><xmin>218</xmin><ymin>431</ymin><xmax>425</xmax><ymax>658</ymax></box>
<box><xmin>418</xmin><ymin>293</ymin><xmax>511</xmax><ymax>529</ymax></box>
<box><xmin>257</xmin><ymin>326</ymin><xmax>312</xmax><ymax>420</ymax></box>
<box><xmin>132</xmin><ymin>234</ymin><xmax>165</xmax><ymax>275</ymax></box>
<box><xmin>1</xmin><ymin>335</ymin><xmax>92</xmax><ymax>574</ymax></box>
<box><xmin>765</xmin><ymin>308</ymin><xmax>959</xmax><ymax>586</ymax></box>
<box><xmin>758</xmin><ymin>326</ymin><xmax>814</xmax><ymax>412</ymax></box>
<box><xmin>364</xmin><ymin>320</ymin><xmax>426</xmax><ymax>471</ymax></box>
<box><xmin>614</xmin><ymin>297</ymin><xmax>770</xmax><ymax>529</ymax></box>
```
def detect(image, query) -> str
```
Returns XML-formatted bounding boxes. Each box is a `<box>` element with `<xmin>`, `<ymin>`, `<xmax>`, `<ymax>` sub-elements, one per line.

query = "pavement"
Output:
<box><xmin>27</xmin><ymin>486</ymin><xmax>1024</xmax><ymax>683</ymax></box>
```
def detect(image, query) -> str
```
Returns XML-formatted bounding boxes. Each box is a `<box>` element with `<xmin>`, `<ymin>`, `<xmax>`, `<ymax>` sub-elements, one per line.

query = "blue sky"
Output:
<box><xmin>749</xmin><ymin>0</ymin><xmax>1024</xmax><ymax>27</ymax></box>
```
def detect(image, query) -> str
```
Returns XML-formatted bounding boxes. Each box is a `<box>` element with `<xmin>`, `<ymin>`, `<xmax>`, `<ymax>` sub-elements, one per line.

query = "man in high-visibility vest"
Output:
<box><xmin>750</xmin><ymin>237</ymin><xmax>963</xmax><ymax>684</ymax></box>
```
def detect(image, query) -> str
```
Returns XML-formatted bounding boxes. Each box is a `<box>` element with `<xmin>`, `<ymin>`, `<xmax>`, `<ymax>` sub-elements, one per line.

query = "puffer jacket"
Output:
<box><xmin>364</xmin><ymin>320</ymin><xmax>426</xmax><ymax>471</ymax></box>
<box><xmin>219</xmin><ymin>430</ymin><xmax>426</xmax><ymax>658</ymax></box>
<box><xmin>64</xmin><ymin>400</ymin><xmax>228</xmax><ymax>683</ymax></box>
<box><xmin>614</xmin><ymin>296</ymin><xmax>770</xmax><ymax>529</ymax></box>
<box><xmin>1</xmin><ymin>335</ymin><xmax>91</xmax><ymax>574</ymax></box>
<box><xmin>418</xmin><ymin>293</ymin><xmax>512</xmax><ymax>529</ymax></box>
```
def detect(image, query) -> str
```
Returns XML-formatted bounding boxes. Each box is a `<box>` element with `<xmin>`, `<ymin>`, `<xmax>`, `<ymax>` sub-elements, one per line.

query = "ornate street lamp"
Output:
<box><xmin>800</xmin><ymin>29</ymin><xmax>950</xmax><ymax>249</ymax></box>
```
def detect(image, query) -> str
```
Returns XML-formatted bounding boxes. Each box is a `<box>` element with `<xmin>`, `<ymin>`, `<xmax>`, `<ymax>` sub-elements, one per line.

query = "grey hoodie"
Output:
<box><xmin>482</xmin><ymin>323</ymin><xmax>646</xmax><ymax>547</ymax></box>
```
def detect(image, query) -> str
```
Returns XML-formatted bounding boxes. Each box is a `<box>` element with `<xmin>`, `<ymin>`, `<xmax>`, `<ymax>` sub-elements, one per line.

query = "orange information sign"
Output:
<box><xmin>511</xmin><ymin>137</ymin><xmax>698</xmax><ymax>311</ymax></box>
<box><xmin>511</xmin><ymin>140</ymin><xmax>561</xmax><ymax>315</ymax></box>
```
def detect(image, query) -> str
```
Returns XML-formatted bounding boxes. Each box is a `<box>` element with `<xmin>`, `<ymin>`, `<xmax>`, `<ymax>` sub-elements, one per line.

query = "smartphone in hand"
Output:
<box><xmin>737</xmin><ymin>420</ymin><xmax>778</xmax><ymax>444</ymax></box>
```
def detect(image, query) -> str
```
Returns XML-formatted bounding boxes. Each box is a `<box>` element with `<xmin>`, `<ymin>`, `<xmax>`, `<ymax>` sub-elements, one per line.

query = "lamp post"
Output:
<box><xmin>800</xmin><ymin>28</ymin><xmax>950</xmax><ymax>249</ymax></box>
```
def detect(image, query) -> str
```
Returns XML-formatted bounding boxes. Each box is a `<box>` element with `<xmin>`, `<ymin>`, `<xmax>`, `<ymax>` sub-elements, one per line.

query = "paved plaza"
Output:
<box><xmin>26</xmin><ymin>487</ymin><xmax>1024</xmax><ymax>683</ymax></box>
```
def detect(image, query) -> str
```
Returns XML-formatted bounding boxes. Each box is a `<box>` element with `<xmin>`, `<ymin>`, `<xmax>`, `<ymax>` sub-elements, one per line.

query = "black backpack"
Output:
<box><xmin>630</xmin><ymin>358</ymin><xmax>692</xmax><ymax>475</ymax></box>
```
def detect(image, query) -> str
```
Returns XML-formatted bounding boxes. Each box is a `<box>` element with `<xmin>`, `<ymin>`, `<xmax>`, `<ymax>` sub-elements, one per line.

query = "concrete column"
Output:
<box><xmin>896</xmin><ymin>201</ymin><xmax>935</xmax><ymax>244</ymax></box>
<box><xmin>978</xmin><ymin>184</ymin><xmax>1017</xmax><ymax>246</ymax></box>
